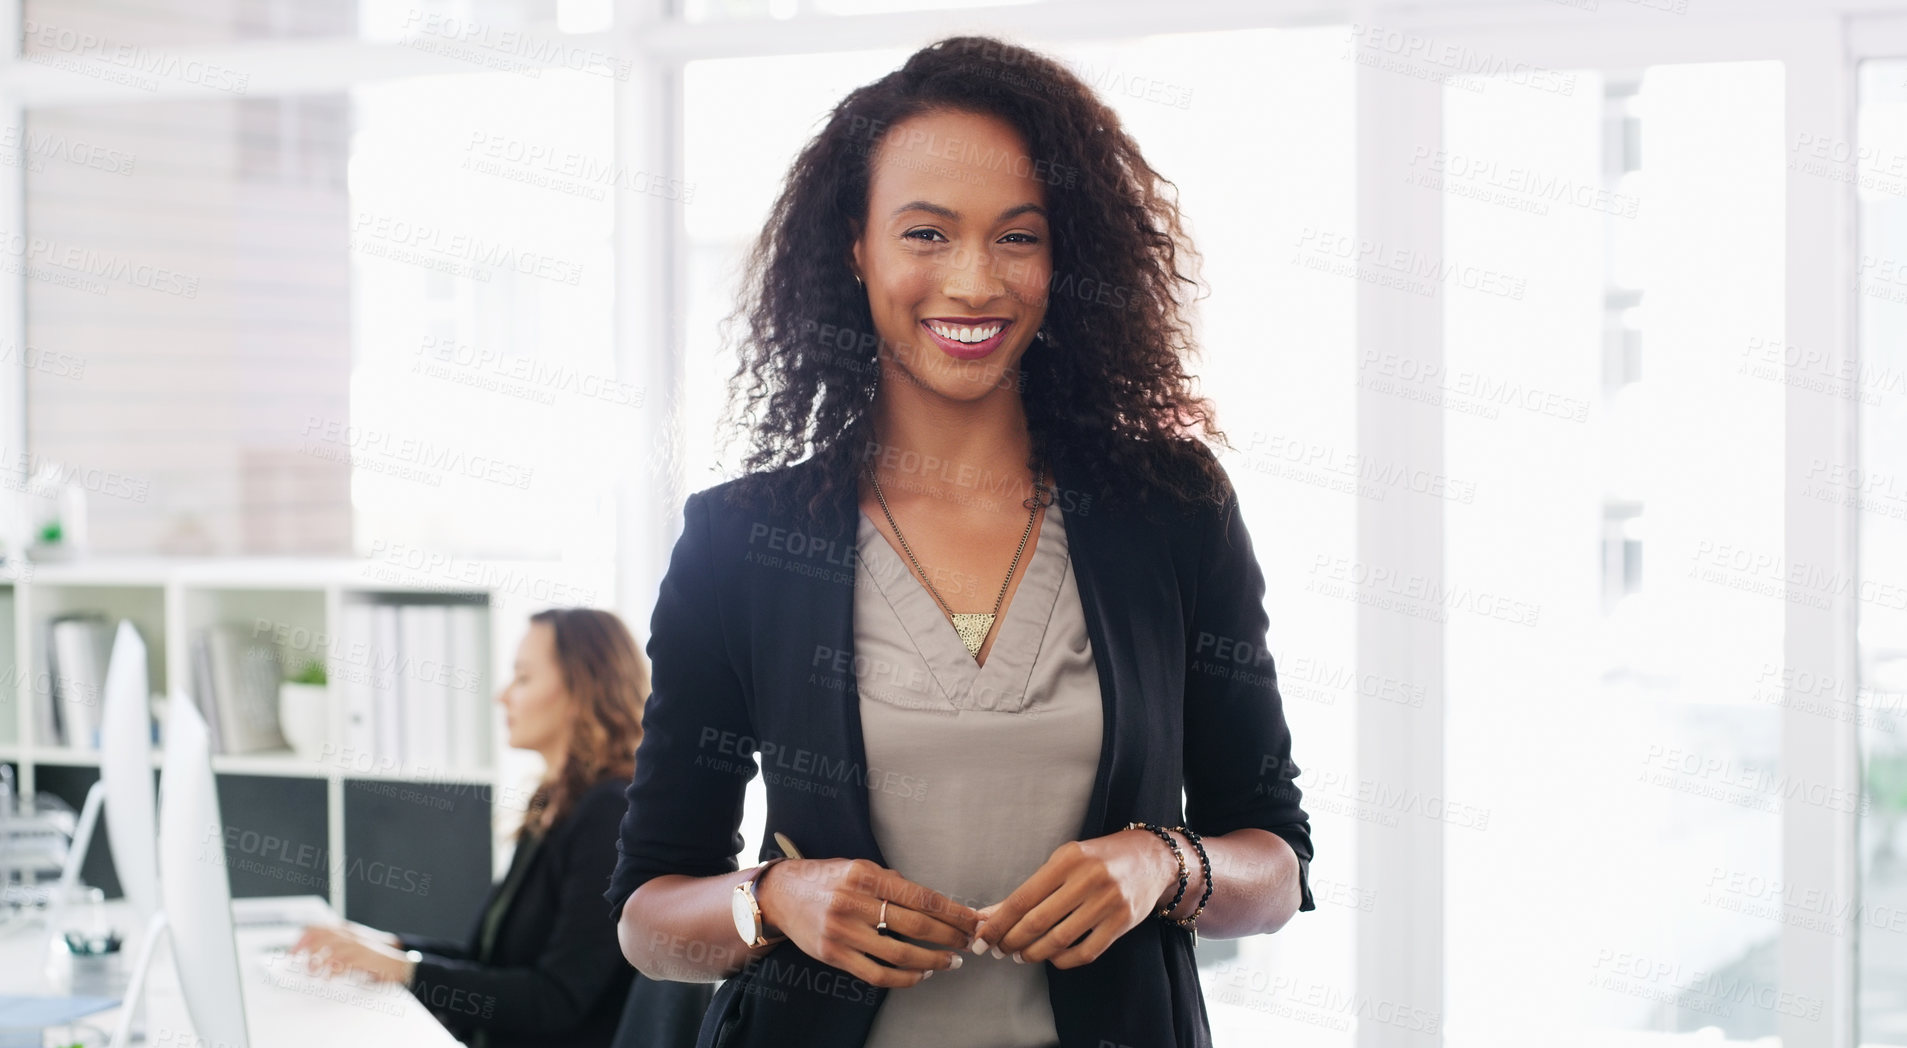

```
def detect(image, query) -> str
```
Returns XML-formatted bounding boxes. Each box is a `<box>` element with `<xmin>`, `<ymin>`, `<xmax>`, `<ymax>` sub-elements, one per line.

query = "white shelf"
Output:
<box><xmin>0</xmin><ymin>553</ymin><xmax>586</xmax><ymax>912</ymax></box>
<box><xmin>4</xmin><ymin>745</ymin><xmax>141</xmax><ymax>768</ymax></box>
<box><xmin>9</xmin><ymin>554</ymin><xmax>575</xmax><ymax>593</ymax></box>
<box><xmin>0</xmin><ymin>744</ymin><xmax>497</xmax><ymax>778</ymax></box>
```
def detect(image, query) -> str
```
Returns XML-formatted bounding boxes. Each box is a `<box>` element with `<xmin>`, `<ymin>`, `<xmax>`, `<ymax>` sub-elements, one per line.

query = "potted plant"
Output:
<box><xmin>278</xmin><ymin>659</ymin><xmax>329</xmax><ymax>761</ymax></box>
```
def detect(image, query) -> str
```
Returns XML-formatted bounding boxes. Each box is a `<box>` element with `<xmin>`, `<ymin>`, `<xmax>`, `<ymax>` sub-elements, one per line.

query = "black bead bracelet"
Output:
<box><xmin>1126</xmin><ymin>821</ymin><xmax>1189</xmax><ymax>920</ymax></box>
<box><xmin>1126</xmin><ymin>821</ymin><xmax>1216</xmax><ymax>946</ymax></box>
<box><xmin>1175</xmin><ymin>824</ymin><xmax>1214</xmax><ymax>932</ymax></box>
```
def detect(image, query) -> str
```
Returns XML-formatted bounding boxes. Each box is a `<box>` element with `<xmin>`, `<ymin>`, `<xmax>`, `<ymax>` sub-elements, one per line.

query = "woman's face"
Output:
<box><xmin>498</xmin><ymin>621</ymin><xmax>571</xmax><ymax>758</ymax></box>
<box><xmin>851</xmin><ymin>108</ymin><xmax>1053</xmax><ymax>402</ymax></box>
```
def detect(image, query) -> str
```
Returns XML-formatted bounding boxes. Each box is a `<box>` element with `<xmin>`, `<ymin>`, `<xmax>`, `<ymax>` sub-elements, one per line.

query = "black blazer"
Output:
<box><xmin>402</xmin><ymin>778</ymin><xmax>644</xmax><ymax>1047</ymax></box>
<box><xmin>605</xmin><ymin>443</ymin><xmax>1315</xmax><ymax>1048</ymax></box>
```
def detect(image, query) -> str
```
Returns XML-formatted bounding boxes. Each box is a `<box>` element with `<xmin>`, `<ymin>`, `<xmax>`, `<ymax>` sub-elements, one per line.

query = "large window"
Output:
<box><xmin>22</xmin><ymin>95</ymin><xmax>355</xmax><ymax>555</ymax></box>
<box><xmin>1442</xmin><ymin>59</ymin><xmax>1789</xmax><ymax>1044</ymax></box>
<box><xmin>1858</xmin><ymin>54</ymin><xmax>1907</xmax><ymax>1047</ymax></box>
<box><xmin>346</xmin><ymin>69</ymin><xmax>619</xmax><ymax>563</ymax></box>
<box><xmin>15</xmin><ymin>70</ymin><xmax>620</xmax><ymax>564</ymax></box>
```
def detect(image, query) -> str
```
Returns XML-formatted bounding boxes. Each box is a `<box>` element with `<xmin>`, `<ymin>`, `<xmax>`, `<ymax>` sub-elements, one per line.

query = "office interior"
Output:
<box><xmin>0</xmin><ymin>0</ymin><xmax>1903</xmax><ymax>1046</ymax></box>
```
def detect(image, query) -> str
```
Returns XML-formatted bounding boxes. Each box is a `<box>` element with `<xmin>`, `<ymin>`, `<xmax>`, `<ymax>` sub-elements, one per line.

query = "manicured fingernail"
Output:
<box><xmin>990</xmin><ymin>944</ymin><xmax>1005</xmax><ymax>960</ymax></box>
<box><xmin>1012</xmin><ymin>951</ymin><xmax>1025</xmax><ymax>964</ymax></box>
<box><xmin>922</xmin><ymin>970</ymin><xmax>933</xmax><ymax>980</ymax></box>
<box><xmin>948</xmin><ymin>954</ymin><xmax>963</xmax><ymax>970</ymax></box>
<box><xmin>970</xmin><ymin>938</ymin><xmax>989</xmax><ymax>955</ymax></box>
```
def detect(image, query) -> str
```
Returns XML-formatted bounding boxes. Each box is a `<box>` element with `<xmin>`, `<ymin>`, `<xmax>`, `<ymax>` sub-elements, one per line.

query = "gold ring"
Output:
<box><xmin>877</xmin><ymin>900</ymin><xmax>889</xmax><ymax>931</ymax></box>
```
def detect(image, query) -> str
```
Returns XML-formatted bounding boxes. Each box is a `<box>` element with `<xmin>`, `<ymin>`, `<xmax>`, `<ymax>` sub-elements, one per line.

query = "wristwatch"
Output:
<box><xmin>731</xmin><ymin>857</ymin><xmax>791</xmax><ymax>948</ymax></box>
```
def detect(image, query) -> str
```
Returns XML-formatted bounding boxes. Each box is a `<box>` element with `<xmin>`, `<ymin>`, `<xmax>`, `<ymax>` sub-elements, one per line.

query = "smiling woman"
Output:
<box><xmin>609</xmin><ymin>34</ymin><xmax>1314</xmax><ymax>1048</ymax></box>
<box><xmin>710</xmin><ymin>35</ymin><xmax>1234</xmax><ymax>533</ymax></box>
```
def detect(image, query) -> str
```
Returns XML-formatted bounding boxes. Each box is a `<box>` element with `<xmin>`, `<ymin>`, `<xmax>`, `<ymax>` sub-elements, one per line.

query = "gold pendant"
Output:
<box><xmin>950</xmin><ymin>613</ymin><xmax>995</xmax><ymax>659</ymax></box>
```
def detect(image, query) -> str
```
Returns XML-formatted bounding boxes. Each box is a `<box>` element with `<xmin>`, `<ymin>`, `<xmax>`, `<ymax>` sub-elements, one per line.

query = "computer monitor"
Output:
<box><xmin>110</xmin><ymin>692</ymin><xmax>249</xmax><ymax>1048</ymax></box>
<box><xmin>100</xmin><ymin>621</ymin><xmax>158</xmax><ymax>919</ymax></box>
<box><xmin>156</xmin><ymin>691</ymin><xmax>249</xmax><ymax>1047</ymax></box>
<box><xmin>53</xmin><ymin>620</ymin><xmax>158</xmax><ymax>924</ymax></box>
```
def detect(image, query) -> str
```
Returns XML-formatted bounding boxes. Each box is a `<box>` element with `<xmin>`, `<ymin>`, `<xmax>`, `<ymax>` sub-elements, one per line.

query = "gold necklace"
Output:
<box><xmin>865</xmin><ymin>462</ymin><xmax>1051</xmax><ymax>660</ymax></box>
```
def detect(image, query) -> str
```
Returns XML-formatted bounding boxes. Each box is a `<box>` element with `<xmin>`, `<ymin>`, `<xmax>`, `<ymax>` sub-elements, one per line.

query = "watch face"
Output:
<box><xmin>732</xmin><ymin>883</ymin><xmax>757</xmax><ymax>943</ymax></box>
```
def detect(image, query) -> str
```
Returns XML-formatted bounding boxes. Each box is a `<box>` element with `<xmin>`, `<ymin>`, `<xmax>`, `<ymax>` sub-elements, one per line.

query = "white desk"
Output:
<box><xmin>2</xmin><ymin>895</ymin><xmax>460</xmax><ymax>1047</ymax></box>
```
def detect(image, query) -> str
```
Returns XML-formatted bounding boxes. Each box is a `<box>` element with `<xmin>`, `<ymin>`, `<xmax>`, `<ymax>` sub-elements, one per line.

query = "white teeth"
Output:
<box><xmin>928</xmin><ymin>321</ymin><xmax>1003</xmax><ymax>343</ymax></box>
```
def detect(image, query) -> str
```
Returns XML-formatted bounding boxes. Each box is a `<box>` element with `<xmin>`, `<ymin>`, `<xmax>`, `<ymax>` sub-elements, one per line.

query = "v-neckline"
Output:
<box><xmin>854</xmin><ymin>502</ymin><xmax>1068</xmax><ymax>714</ymax></box>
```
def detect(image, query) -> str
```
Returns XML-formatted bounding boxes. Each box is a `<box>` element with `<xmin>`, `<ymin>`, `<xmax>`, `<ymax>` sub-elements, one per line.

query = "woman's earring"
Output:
<box><xmin>1033</xmin><ymin>327</ymin><xmax>1048</xmax><ymax>343</ymax></box>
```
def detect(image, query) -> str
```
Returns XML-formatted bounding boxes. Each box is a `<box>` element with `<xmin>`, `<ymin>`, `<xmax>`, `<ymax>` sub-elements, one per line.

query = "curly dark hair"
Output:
<box><xmin>714</xmin><ymin>34</ymin><xmax>1235</xmax><ymax>532</ymax></box>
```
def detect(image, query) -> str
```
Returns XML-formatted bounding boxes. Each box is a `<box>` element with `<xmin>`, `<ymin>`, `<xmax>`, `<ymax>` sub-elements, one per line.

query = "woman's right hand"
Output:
<box><xmin>755</xmin><ymin>858</ymin><xmax>978</xmax><ymax>988</ymax></box>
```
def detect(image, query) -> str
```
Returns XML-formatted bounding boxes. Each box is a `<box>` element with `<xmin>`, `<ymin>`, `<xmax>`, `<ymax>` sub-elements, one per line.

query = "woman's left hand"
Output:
<box><xmin>970</xmin><ymin>829</ymin><xmax>1175</xmax><ymax>969</ymax></box>
<box><xmin>289</xmin><ymin>924</ymin><xmax>417</xmax><ymax>984</ymax></box>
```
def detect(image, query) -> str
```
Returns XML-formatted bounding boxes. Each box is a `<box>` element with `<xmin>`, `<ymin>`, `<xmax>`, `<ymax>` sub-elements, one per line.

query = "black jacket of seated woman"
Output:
<box><xmin>400</xmin><ymin>776</ymin><xmax>638</xmax><ymax>1046</ymax></box>
<box><xmin>292</xmin><ymin>607</ymin><xmax>712</xmax><ymax>1048</ymax></box>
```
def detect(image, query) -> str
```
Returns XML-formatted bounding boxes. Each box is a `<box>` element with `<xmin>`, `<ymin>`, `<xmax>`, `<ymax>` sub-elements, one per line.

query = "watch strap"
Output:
<box><xmin>738</xmin><ymin>856</ymin><xmax>791</xmax><ymax>948</ymax></box>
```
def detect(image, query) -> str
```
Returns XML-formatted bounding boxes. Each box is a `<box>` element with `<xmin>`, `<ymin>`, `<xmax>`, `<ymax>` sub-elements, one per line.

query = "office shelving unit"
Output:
<box><xmin>0</xmin><ymin>555</ymin><xmax>575</xmax><ymax>937</ymax></box>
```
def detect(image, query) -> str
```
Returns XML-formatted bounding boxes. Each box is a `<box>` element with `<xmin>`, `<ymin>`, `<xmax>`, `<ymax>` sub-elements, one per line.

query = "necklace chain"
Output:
<box><xmin>865</xmin><ymin>461</ymin><xmax>1051</xmax><ymax>659</ymax></box>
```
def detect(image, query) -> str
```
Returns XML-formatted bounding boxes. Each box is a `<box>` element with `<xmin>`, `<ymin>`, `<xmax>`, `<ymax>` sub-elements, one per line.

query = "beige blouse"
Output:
<box><xmin>853</xmin><ymin>500</ymin><xmax>1103</xmax><ymax>1048</ymax></box>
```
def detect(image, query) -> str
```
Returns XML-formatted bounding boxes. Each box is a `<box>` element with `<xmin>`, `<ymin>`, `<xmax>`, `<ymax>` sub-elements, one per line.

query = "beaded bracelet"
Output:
<box><xmin>1170</xmin><ymin>824</ymin><xmax>1215</xmax><ymax>933</ymax></box>
<box><xmin>1125</xmin><ymin>821</ymin><xmax>1188</xmax><ymax>920</ymax></box>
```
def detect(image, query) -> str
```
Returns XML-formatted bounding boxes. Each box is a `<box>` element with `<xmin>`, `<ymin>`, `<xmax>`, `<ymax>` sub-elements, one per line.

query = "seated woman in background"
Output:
<box><xmin>292</xmin><ymin>607</ymin><xmax>694</xmax><ymax>1048</ymax></box>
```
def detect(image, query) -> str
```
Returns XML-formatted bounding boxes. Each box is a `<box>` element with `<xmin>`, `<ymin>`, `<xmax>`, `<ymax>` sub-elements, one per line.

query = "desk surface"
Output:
<box><xmin>2</xmin><ymin>895</ymin><xmax>460</xmax><ymax>1047</ymax></box>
